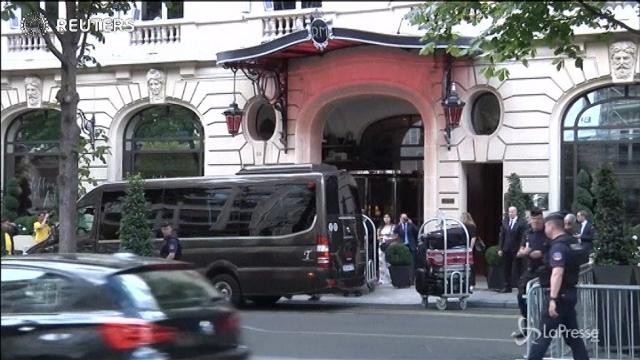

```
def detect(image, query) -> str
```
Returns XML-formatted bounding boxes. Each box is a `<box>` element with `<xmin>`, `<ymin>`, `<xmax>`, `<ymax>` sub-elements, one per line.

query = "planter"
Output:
<box><xmin>487</xmin><ymin>266</ymin><xmax>504</xmax><ymax>291</ymax></box>
<box><xmin>593</xmin><ymin>265</ymin><xmax>635</xmax><ymax>285</ymax></box>
<box><xmin>633</xmin><ymin>266</ymin><xmax>640</xmax><ymax>285</ymax></box>
<box><xmin>389</xmin><ymin>265</ymin><xmax>412</xmax><ymax>288</ymax></box>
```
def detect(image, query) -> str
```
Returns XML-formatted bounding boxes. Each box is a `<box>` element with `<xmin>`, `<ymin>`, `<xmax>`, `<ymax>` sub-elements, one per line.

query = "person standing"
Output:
<box><xmin>160</xmin><ymin>222</ymin><xmax>182</xmax><ymax>260</ymax></box>
<box><xmin>377</xmin><ymin>214</ymin><xmax>397</xmax><ymax>285</ymax></box>
<box><xmin>498</xmin><ymin>206</ymin><xmax>527</xmax><ymax>293</ymax></box>
<box><xmin>512</xmin><ymin>208</ymin><xmax>549</xmax><ymax>339</ymax></box>
<box><xmin>2</xmin><ymin>219</ymin><xmax>17</xmax><ymax>256</ymax></box>
<box><xmin>394</xmin><ymin>213</ymin><xmax>419</xmax><ymax>267</ymax></box>
<box><xmin>576</xmin><ymin>210</ymin><xmax>595</xmax><ymax>255</ymax></box>
<box><xmin>527</xmin><ymin>212</ymin><xmax>589</xmax><ymax>360</ymax></box>
<box><xmin>33</xmin><ymin>211</ymin><xmax>51</xmax><ymax>244</ymax></box>
<box><xmin>460</xmin><ymin>212</ymin><xmax>478</xmax><ymax>290</ymax></box>
<box><xmin>563</xmin><ymin>213</ymin><xmax>578</xmax><ymax>235</ymax></box>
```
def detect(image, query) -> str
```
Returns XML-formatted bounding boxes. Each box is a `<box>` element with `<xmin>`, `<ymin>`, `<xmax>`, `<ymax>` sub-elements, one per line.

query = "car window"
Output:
<box><xmin>1</xmin><ymin>268</ymin><xmax>76</xmax><ymax>314</ymax></box>
<box><xmin>114</xmin><ymin>269</ymin><xmax>221</xmax><ymax>311</ymax></box>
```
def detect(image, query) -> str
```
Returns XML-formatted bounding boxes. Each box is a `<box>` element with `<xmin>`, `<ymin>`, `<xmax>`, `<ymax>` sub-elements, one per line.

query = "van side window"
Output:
<box><xmin>76</xmin><ymin>206</ymin><xmax>95</xmax><ymax>235</ymax></box>
<box><xmin>99</xmin><ymin>189</ymin><xmax>164</xmax><ymax>240</ymax></box>
<box><xmin>338</xmin><ymin>174</ymin><xmax>361</xmax><ymax>215</ymax></box>
<box><xmin>164</xmin><ymin>188</ymin><xmax>231</xmax><ymax>238</ymax></box>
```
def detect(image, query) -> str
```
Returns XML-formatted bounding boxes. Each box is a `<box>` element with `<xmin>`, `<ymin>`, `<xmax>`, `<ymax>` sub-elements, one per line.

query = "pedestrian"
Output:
<box><xmin>498</xmin><ymin>206</ymin><xmax>527</xmax><ymax>293</ymax></box>
<box><xmin>527</xmin><ymin>212</ymin><xmax>589</xmax><ymax>360</ymax></box>
<box><xmin>2</xmin><ymin>218</ymin><xmax>17</xmax><ymax>256</ymax></box>
<box><xmin>576</xmin><ymin>210</ymin><xmax>595</xmax><ymax>255</ymax></box>
<box><xmin>33</xmin><ymin>211</ymin><xmax>51</xmax><ymax>244</ymax></box>
<box><xmin>377</xmin><ymin>213</ymin><xmax>397</xmax><ymax>285</ymax></box>
<box><xmin>394</xmin><ymin>213</ymin><xmax>419</xmax><ymax>268</ymax></box>
<box><xmin>460</xmin><ymin>212</ymin><xmax>478</xmax><ymax>291</ymax></box>
<box><xmin>160</xmin><ymin>222</ymin><xmax>182</xmax><ymax>260</ymax></box>
<box><xmin>512</xmin><ymin>208</ymin><xmax>549</xmax><ymax>339</ymax></box>
<box><xmin>563</xmin><ymin>213</ymin><xmax>577</xmax><ymax>235</ymax></box>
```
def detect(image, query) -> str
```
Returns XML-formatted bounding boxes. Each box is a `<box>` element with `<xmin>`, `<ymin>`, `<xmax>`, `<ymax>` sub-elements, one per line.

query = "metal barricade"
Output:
<box><xmin>524</xmin><ymin>264</ymin><xmax>640</xmax><ymax>360</ymax></box>
<box><xmin>362</xmin><ymin>214</ymin><xmax>378</xmax><ymax>289</ymax></box>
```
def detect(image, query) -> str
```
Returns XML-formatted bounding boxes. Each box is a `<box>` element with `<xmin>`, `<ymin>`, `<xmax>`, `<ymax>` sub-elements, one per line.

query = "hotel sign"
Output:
<box><xmin>309</xmin><ymin>18</ymin><xmax>331</xmax><ymax>51</ymax></box>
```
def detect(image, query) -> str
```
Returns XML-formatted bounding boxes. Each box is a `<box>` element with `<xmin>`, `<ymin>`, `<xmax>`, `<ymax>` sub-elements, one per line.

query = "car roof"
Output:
<box><xmin>1</xmin><ymin>253</ymin><xmax>193</xmax><ymax>283</ymax></box>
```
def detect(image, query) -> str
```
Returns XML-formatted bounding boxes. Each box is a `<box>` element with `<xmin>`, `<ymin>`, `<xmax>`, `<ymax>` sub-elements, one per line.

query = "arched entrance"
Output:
<box><xmin>319</xmin><ymin>94</ymin><xmax>425</xmax><ymax>223</ymax></box>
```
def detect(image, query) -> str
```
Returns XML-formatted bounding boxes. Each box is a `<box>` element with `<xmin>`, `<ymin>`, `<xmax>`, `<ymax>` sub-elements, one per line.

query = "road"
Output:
<box><xmin>239</xmin><ymin>303</ymin><xmax>525</xmax><ymax>360</ymax></box>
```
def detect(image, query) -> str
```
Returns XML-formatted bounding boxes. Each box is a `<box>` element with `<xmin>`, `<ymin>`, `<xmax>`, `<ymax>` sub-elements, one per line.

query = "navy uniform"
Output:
<box><xmin>528</xmin><ymin>216</ymin><xmax>589</xmax><ymax>360</ymax></box>
<box><xmin>516</xmin><ymin>227</ymin><xmax>549</xmax><ymax>319</ymax></box>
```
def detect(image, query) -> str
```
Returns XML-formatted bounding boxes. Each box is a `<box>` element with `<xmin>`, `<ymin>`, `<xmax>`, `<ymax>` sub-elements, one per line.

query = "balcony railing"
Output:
<box><xmin>129</xmin><ymin>23</ymin><xmax>181</xmax><ymax>45</ymax></box>
<box><xmin>6</xmin><ymin>32</ymin><xmax>55</xmax><ymax>52</ymax></box>
<box><xmin>258</xmin><ymin>9</ymin><xmax>335</xmax><ymax>42</ymax></box>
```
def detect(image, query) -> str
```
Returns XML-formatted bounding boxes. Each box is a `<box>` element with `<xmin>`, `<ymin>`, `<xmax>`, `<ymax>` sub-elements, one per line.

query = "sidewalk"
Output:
<box><xmin>281</xmin><ymin>276</ymin><xmax>518</xmax><ymax>309</ymax></box>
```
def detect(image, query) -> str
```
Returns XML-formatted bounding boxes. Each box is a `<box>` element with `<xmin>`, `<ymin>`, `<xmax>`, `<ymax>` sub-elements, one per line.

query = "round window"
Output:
<box><xmin>254</xmin><ymin>103</ymin><xmax>276</xmax><ymax>141</ymax></box>
<box><xmin>471</xmin><ymin>92</ymin><xmax>501</xmax><ymax>135</ymax></box>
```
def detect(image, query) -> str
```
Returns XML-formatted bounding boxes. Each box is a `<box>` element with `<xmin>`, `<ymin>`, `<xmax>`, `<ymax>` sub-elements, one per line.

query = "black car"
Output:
<box><xmin>1</xmin><ymin>253</ymin><xmax>250</xmax><ymax>360</ymax></box>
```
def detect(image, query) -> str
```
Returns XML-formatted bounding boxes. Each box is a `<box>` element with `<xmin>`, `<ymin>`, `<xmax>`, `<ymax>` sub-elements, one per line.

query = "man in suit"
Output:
<box><xmin>394</xmin><ymin>213</ymin><xmax>419</xmax><ymax>268</ymax></box>
<box><xmin>576</xmin><ymin>210</ymin><xmax>595</xmax><ymax>255</ymax></box>
<box><xmin>498</xmin><ymin>206</ymin><xmax>527</xmax><ymax>293</ymax></box>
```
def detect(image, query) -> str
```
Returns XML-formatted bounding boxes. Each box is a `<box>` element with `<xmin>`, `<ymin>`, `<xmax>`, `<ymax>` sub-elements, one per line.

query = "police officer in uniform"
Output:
<box><xmin>527</xmin><ymin>212</ymin><xmax>589</xmax><ymax>360</ymax></box>
<box><xmin>512</xmin><ymin>208</ymin><xmax>549</xmax><ymax>339</ymax></box>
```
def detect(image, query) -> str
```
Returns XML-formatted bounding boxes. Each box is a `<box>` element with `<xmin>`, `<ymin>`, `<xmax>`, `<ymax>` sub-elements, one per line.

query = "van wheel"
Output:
<box><xmin>211</xmin><ymin>274</ymin><xmax>243</xmax><ymax>307</ymax></box>
<box><xmin>249</xmin><ymin>296</ymin><xmax>280</xmax><ymax>307</ymax></box>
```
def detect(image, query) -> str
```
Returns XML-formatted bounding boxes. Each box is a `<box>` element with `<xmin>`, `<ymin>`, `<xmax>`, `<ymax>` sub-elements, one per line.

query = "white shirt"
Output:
<box><xmin>509</xmin><ymin>217</ymin><xmax>517</xmax><ymax>229</ymax></box>
<box><xmin>580</xmin><ymin>220</ymin><xmax>587</xmax><ymax>235</ymax></box>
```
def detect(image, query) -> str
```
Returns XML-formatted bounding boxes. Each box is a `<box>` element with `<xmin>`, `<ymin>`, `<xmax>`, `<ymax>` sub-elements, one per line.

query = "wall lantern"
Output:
<box><xmin>223</xmin><ymin>68</ymin><xmax>243</xmax><ymax>136</ymax></box>
<box><xmin>441</xmin><ymin>63</ymin><xmax>465</xmax><ymax>150</ymax></box>
<box><xmin>77</xmin><ymin>109</ymin><xmax>96</xmax><ymax>150</ymax></box>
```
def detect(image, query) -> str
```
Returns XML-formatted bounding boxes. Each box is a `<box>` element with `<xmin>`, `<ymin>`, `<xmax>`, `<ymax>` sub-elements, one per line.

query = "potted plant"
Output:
<box><xmin>485</xmin><ymin>245</ymin><xmax>504</xmax><ymax>291</ymax></box>
<box><xmin>386</xmin><ymin>243</ymin><xmax>413</xmax><ymax>288</ymax></box>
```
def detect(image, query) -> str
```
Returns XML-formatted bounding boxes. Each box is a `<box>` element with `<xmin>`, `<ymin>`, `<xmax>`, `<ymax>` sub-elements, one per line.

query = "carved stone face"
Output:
<box><xmin>609</xmin><ymin>42</ymin><xmax>637</xmax><ymax>81</ymax></box>
<box><xmin>148</xmin><ymin>78</ymin><xmax>163</xmax><ymax>96</ymax></box>
<box><xmin>24</xmin><ymin>77</ymin><xmax>42</xmax><ymax>108</ymax></box>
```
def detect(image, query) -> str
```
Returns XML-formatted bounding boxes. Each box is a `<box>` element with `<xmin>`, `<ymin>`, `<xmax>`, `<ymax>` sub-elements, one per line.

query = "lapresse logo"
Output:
<box><xmin>21</xmin><ymin>13</ymin><xmax>134</xmax><ymax>36</ymax></box>
<box><xmin>513</xmin><ymin>317</ymin><xmax>599</xmax><ymax>346</ymax></box>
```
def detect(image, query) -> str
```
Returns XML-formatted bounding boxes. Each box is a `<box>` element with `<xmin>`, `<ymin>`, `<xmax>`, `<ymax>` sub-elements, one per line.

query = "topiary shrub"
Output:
<box><xmin>385</xmin><ymin>243</ymin><xmax>413</xmax><ymax>266</ymax></box>
<box><xmin>572</xmin><ymin>169</ymin><xmax>594</xmax><ymax>216</ymax></box>
<box><xmin>1</xmin><ymin>179</ymin><xmax>21</xmax><ymax>221</ymax></box>
<box><xmin>485</xmin><ymin>245</ymin><xmax>504</xmax><ymax>267</ymax></box>
<box><xmin>504</xmin><ymin>173</ymin><xmax>528</xmax><ymax>219</ymax></box>
<box><xmin>119</xmin><ymin>174</ymin><xmax>153</xmax><ymax>256</ymax></box>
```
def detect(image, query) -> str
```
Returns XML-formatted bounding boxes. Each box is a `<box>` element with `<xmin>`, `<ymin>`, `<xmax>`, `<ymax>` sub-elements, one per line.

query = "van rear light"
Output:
<box><xmin>316</xmin><ymin>235</ymin><xmax>330</xmax><ymax>269</ymax></box>
<box><xmin>217</xmin><ymin>313</ymin><xmax>240</xmax><ymax>333</ymax></box>
<box><xmin>100</xmin><ymin>319</ymin><xmax>176</xmax><ymax>350</ymax></box>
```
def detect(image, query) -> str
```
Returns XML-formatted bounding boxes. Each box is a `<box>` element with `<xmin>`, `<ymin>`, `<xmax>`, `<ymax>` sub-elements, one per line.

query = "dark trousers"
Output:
<box><xmin>517</xmin><ymin>290</ymin><xmax>527</xmax><ymax>319</ymax></box>
<box><xmin>527</xmin><ymin>289</ymin><xmax>589</xmax><ymax>360</ymax></box>
<box><xmin>503</xmin><ymin>252</ymin><xmax>524</xmax><ymax>289</ymax></box>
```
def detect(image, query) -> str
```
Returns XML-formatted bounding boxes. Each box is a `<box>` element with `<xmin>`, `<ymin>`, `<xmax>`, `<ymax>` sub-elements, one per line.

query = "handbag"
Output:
<box><xmin>380</xmin><ymin>241</ymin><xmax>390</xmax><ymax>253</ymax></box>
<box><xmin>474</xmin><ymin>237</ymin><xmax>487</xmax><ymax>253</ymax></box>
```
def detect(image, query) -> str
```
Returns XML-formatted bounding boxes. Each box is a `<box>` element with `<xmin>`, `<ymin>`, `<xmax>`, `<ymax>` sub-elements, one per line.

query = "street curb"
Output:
<box><xmin>279</xmin><ymin>299</ymin><xmax>519</xmax><ymax>310</ymax></box>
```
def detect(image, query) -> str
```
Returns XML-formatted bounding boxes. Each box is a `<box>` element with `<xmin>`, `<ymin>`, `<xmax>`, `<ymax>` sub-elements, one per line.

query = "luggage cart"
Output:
<box><xmin>415</xmin><ymin>216</ymin><xmax>472</xmax><ymax>310</ymax></box>
<box><xmin>362</xmin><ymin>214</ymin><xmax>378</xmax><ymax>291</ymax></box>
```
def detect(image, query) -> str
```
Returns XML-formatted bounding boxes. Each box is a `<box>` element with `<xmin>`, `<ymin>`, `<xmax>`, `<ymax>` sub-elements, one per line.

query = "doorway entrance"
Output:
<box><xmin>465</xmin><ymin>163</ymin><xmax>503</xmax><ymax>275</ymax></box>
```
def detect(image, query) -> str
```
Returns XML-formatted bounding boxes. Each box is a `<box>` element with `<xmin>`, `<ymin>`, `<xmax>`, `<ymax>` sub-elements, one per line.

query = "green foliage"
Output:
<box><xmin>76</xmin><ymin>129</ymin><xmax>111</xmax><ymax>196</ymax></box>
<box><xmin>1</xmin><ymin>179</ymin><xmax>21</xmax><ymax>221</ymax></box>
<box><xmin>13</xmin><ymin>215</ymin><xmax>37</xmax><ymax>235</ymax></box>
<box><xmin>408</xmin><ymin>2</ymin><xmax>640</xmax><ymax>80</ymax></box>
<box><xmin>504</xmin><ymin>173</ymin><xmax>528</xmax><ymax>219</ymax></box>
<box><xmin>592</xmin><ymin>165</ymin><xmax>637</xmax><ymax>266</ymax></box>
<box><xmin>119</xmin><ymin>174</ymin><xmax>153</xmax><ymax>256</ymax></box>
<box><xmin>385</xmin><ymin>243</ymin><xmax>413</xmax><ymax>266</ymax></box>
<box><xmin>571</xmin><ymin>169</ymin><xmax>594</xmax><ymax>216</ymax></box>
<box><xmin>485</xmin><ymin>245</ymin><xmax>504</xmax><ymax>267</ymax></box>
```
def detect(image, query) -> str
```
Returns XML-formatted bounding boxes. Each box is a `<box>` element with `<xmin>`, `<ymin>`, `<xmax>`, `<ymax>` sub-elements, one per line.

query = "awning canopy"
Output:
<box><xmin>216</xmin><ymin>26</ymin><xmax>473</xmax><ymax>66</ymax></box>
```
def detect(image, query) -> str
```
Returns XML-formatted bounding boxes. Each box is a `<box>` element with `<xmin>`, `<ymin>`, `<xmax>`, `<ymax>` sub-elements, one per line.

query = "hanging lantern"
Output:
<box><xmin>442</xmin><ymin>82</ymin><xmax>465</xmax><ymax>129</ymax></box>
<box><xmin>223</xmin><ymin>102</ymin><xmax>243</xmax><ymax>136</ymax></box>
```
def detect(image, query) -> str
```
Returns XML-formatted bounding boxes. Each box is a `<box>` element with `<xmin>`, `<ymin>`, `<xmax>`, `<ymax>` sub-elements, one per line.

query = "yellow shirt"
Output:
<box><xmin>4</xmin><ymin>233</ymin><xmax>12</xmax><ymax>254</ymax></box>
<box><xmin>33</xmin><ymin>221</ymin><xmax>51</xmax><ymax>243</ymax></box>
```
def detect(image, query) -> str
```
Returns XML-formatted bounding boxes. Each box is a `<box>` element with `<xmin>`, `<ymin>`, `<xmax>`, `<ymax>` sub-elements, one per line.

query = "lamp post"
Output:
<box><xmin>77</xmin><ymin>109</ymin><xmax>96</xmax><ymax>150</ymax></box>
<box><xmin>442</xmin><ymin>82</ymin><xmax>465</xmax><ymax>150</ymax></box>
<box><xmin>223</xmin><ymin>68</ymin><xmax>243</xmax><ymax>136</ymax></box>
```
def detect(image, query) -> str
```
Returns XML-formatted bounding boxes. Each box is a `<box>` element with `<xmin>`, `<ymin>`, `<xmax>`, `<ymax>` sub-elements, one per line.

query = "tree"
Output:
<box><xmin>571</xmin><ymin>169</ymin><xmax>594</xmax><ymax>216</ymax></box>
<box><xmin>504</xmin><ymin>173</ymin><xmax>528</xmax><ymax>219</ymax></box>
<box><xmin>408</xmin><ymin>2</ymin><xmax>640</xmax><ymax>80</ymax></box>
<box><xmin>1</xmin><ymin>179</ymin><xmax>21</xmax><ymax>221</ymax></box>
<box><xmin>1</xmin><ymin>1</ymin><xmax>132</xmax><ymax>252</ymax></box>
<box><xmin>119</xmin><ymin>174</ymin><xmax>153</xmax><ymax>256</ymax></box>
<box><xmin>592</xmin><ymin>164</ymin><xmax>637</xmax><ymax>265</ymax></box>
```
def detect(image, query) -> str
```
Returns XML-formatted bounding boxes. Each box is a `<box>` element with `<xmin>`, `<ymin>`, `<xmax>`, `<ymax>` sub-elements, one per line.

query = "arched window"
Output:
<box><xmin>4</xmin><ymin>110</ymin><xmax>61</xmax><ymax>214</ymax></box>
<box><xmin>561</xmin><ymin>83</ymin><xmax>640</xmax><ymax>224</ymax></box>
<box><xmin>123</xmin><ymin>105</ymin><xmax>204</xmax><ymax>179</ymax></box>
<box><xmin>358</xmin><ymin>114</ymin><xmax>423</xmax><ymax>171</ymax></box>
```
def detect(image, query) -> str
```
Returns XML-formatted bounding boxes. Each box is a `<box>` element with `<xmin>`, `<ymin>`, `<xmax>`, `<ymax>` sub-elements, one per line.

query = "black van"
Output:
<box><xmin>29</xmin><ymin>164</ymin><xmax>367</xmax><ymax>306</ymax></box>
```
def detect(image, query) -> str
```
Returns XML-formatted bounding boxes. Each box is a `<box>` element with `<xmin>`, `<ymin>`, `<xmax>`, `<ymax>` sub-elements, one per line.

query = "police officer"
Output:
<box><xmin>527</xmin><ymin>212</ymin><xmax>589</xmax><ymax>360</ymax></box>
<box><xmin>512</xmin><ymin>208</ymin><xmax>549</xmax><ymax>339</ymax></box>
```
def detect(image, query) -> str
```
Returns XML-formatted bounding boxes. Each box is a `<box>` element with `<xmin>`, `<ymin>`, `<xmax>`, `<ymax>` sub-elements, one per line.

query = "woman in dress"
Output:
<box><xmin>377</xmin><ymin>214</ymin><xmax>397</xmax><ymax>285</ymax></box>
<box><xmin>461</xmin><ymin>212</ymin><xmax>478</xmax><ymax>291</ymax></box>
